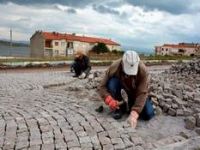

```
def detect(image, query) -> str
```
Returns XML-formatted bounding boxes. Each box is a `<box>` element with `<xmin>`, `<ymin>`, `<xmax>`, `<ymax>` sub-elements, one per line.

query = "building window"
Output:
<box><xmin>45</xmin><ymin>40</ymin><xmax>52</xmax><ymax>48</ymax></box>
<box><xmin>178</xmin><ymin>49</ymin><xmax>185</xmax><ymax>53</ymax></box>
<box><xmin>55</xmin><ymin>42</ymin><xmax>59</xmax><ymax>46</ymax></box>
<box><xmin>55</xmin><ymin>50</ymin><xmax>59</xmax><ymax>55</ymax></box>
<box><xmin>67</xmin><ymin>42</ymin><xmax>73</xmax><ymax>48</ymax></box>
<box><xmin>190</xmin><ymin>54</ymin><xmax>194</xmax><ymax>57</ymax></box>
<box><xmin>61</xmin><ymin>42</ymin><xmax>65</xmax><ymax>47</ymax></box>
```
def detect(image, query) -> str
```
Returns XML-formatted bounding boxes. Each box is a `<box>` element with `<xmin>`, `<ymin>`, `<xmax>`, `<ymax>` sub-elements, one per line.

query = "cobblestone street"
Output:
<box><xmin>0</xmin><ymin>68</ymin><xmax>199</xmax><ymax>150</ymax></box>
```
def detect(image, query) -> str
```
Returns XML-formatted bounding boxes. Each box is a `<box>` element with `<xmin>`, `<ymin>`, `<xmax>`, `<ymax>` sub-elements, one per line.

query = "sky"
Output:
<box><xmin>0</xmin><ymin>0</ymin><xmax>200</xmax><ymax>53</ymax></box>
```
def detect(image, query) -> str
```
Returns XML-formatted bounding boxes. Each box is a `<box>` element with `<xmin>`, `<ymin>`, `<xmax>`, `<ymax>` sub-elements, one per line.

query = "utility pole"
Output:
<box><xmin>10</xmin><ymin>28</ymin><xmax>12</xmax><ymax>56</ymax></box>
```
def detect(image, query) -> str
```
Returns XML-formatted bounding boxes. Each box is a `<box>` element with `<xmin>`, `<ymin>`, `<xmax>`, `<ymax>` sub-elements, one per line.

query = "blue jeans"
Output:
<box><xmin>107</xmin><ymin>77</ymin><xmax>155</xmax><ymax>120</ymax></box>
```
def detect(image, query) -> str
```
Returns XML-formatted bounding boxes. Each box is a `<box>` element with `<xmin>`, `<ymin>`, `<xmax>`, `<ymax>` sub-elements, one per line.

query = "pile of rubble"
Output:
<box><xmin>150</xmin><ymin>60</ymin><xmax>200</xmax><ymax>133</ymax></box>
<box><xmin>85</xmin><ymin>60</ymin><xmax>200</xmax><ymax>133</ymax></box>
<box><xmin>167</xmin><ymin>59</ymin><xmax>200</xmax><ymax>75</ymax></box>
<box><xmin>85</xmin><ymin>71</ymin><xmax>104</xmax><ymax>90</ymax></box>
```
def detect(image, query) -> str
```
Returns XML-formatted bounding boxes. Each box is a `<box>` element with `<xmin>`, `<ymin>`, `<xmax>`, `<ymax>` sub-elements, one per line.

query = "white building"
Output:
<box><xmin>155</xmin><ymin>43</ymin><xmax>200</xmax><ymax>56</ymax></box>
<box><xmin>30</xmin><ymin>31</ymin><xmax>121</xmax><ymax>57</ymax></box>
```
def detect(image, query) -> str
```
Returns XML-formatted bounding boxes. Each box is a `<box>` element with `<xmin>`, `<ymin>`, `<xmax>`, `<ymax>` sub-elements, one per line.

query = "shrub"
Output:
<box><xmin>91</xmin><ymin>43</ymin><xmax>109</xmax><ymax>54</ymax></box>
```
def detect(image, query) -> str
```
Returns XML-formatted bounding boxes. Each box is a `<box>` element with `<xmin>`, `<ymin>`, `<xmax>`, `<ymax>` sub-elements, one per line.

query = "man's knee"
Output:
<box><xmin>141</xmin><ymin>98</ymin><xmax>155</xmax><ymax>120</ymax></box>
<box><xmin>107</xmin><ymin>77</ymin><xmax>121</xmax><ymax>98</ymax></box>
<box><xmin>144</xmin><ymin>109</ymin><xmax>154</xmax><ymax>120</ymax></box>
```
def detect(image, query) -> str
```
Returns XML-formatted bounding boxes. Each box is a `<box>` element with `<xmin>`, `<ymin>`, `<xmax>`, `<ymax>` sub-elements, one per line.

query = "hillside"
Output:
<box><xmin>0</xmin><ymin>40</ymin><xmax>29</xmax><ymax>47</ymax></box>
<box><xmin>0</xmin><ymin>40</ymin><xmax>30</xmax><ymax>57</ymax></box>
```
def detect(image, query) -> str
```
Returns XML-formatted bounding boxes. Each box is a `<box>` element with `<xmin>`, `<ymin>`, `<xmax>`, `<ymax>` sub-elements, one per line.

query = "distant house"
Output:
<box><xmin>155</xmin><ymin>43</ymin><xmax>200</xmax><ymax>56</ymax></box>
<box><xmin>30</xmin><ymin>31</ymin><xmax>121</xmax><ymax>57</ymax></box>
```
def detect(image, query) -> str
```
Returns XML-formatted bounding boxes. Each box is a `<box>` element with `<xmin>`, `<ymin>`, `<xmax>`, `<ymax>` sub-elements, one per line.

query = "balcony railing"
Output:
<box><xmin>45</xmin><ymin>47</ymin><xmax>53</xmax><ymax>50</ymax></box>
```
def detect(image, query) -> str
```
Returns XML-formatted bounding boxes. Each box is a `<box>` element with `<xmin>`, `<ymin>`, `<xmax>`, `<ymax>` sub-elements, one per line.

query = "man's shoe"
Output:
<box><xmin>112</xmin><ymin>109</ymin><xmax>123</xmax><ymax>120</ymax></box>
<box><xmin>73</xmin><ymin>75</ymin><xmax>79</xmax><ymax>78</ymax></box>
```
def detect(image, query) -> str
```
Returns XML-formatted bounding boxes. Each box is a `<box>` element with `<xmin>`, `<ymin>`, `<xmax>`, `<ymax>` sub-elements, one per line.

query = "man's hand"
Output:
<box><xmin>105</xmin><ymin>95</ymin><xmax>119</xmax><ymax>110</ymax></box>
<box><xmin>127</xmin><ymin>111</ymin><xmax>139</xmax><ymax>128</ymax></box>
<box><xmin>79</xmin><ymin>72</ymin><xmax>86</xmax><ymax>79</ymax></box>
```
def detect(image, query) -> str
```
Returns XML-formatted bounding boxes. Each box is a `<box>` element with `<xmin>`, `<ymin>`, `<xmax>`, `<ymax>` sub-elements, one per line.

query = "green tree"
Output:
<box><xmin>92</xmin><ymin>43</ymin><xmax>109</xmax><ymax>54</ymax></box>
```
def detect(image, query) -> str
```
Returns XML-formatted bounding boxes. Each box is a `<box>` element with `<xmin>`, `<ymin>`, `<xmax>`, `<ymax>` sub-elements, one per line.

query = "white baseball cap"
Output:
<box><xmin>122</xmin><ymin>51</ymin><xmax>140</xmax><ymax>75</ymax></box>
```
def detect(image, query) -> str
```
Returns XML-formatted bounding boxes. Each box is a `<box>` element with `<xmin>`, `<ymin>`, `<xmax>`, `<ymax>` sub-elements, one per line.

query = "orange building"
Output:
<box><xmin>30</xmin><ymin>31</ymin><xmax>121</xmax><ymax>57</ymax></box>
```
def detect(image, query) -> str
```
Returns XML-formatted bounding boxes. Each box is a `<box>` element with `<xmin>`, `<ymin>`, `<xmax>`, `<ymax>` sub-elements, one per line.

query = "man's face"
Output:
<box><xmin>122</xmin><ymin>70</ymin><xmax>135</xmax><ymax>78</ymax></box>
<box><xmin>75</xmin><ymin>54</ymin><xmax>83</xmax><ymax>60</ymax></box>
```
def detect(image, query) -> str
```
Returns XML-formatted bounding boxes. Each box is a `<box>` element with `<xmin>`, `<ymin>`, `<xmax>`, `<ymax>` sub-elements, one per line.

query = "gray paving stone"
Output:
<box><xmin>111</xmin><ymin>138</ymin><xmax>123</xmax><ymax>144</ymax></box>
<box><xmin>63</xmin><ymin>131</ymin><xmax>77</xmax><ymax>142</ymax></box>
<box><xmin>73</xmin><ymin>125</ymin><xmax>84</xmax><ymax>132</ymax></box>
<box><xmin>185</xmin><ymin>116</ymin><xmax>196</xmax><ymax>130</ymax></box>
<box><xmin>135</xmin><ymin>145</ymin><xmax>144</xmax><ymax>150</ymax></box>
<box><xmin>67</xmin><ymin>140</ymin><xmax>80</xmax><ymax>148</ymax></box>
<box><xmin>76</xmin><ymin>131</ymin><xmax>87</xmax><ymax>137</ymax></box>
<box><xmin>99</xmin><ymin>136</ymin><xmax>111</xmax><ymax>145</ymax></box>
<box><xmin>15</xmin><ymin>140</ymin><xmax>29</xmax><ymax>150</ymax></box>
<box><xmin>103</xmin><ymin>144</ymin><xmax>114</xmax><ymax>150</ymax></box>
<box><xmin>196</xmin><ymin>113</ymin><xmax>200</xmax><ymax>127</ymax></box>
<box><xmin>17</xmin><ymin>128</ymin><xmax>28</xmax><ymax>134</ymax></box>
<box><xmin>6</xmin><ymin>120</ymin><xmax>17</xmax><ymax>129</ymax></box>
<box><xmin>122</xmin><ymin>137</ymin><xmax>134</xmax><ymax>148</ymax></box>
<box><xmin>108</xmin><ymin>130</ymin><xmax>120</xmax><ymax>138</ymax></box>
<box><xmin>42</xmin><ymin>131</ymin><xmax>53</xmax><ymax>138</ymax></box>
<box><xmin>28</xmin><ymin>145</ymin><xmax>41</xmax><ymax>150</ymax></box>
<box><xmin>41</xmin><ymin>143</ymin><xmax>55</xmax><ymax>150</ymax></box>
<box><xmin>53</xmin><ymin>128</ymin><xmax>63</xmax><ymax>139</ymax></box>
<box><xmin>68</xmin><ymin>147</ymin><xmax>82</xmax><ymax>150</ymax></box>
<box><xmin>90</xmin><ymin>121</ymin><xmax>104</xmax><ymax>133</ymax></box>
<box><xmin>42</xmin><ymin>137</ymin><xmax>54</xmax><ymax>144</ymax></box>
<box><xmin>143</xmin><ymin>143</ymin><xmax>154</xmax><ymax>150</ymax></box>
<box><xmin>98</xmin><ymin>131</ymin><xmax>108</xmax><ymax>137</ymax></box>
<box><xmin>79</xmin><ymin>136</ymin><xmax>91</xmax><ymax>144</ymax></box>
<box><xmin>125</xmin><ymin>147</ymin><xmax>135</xmax><ymax>150</ymax></box>
<box><xmin>3</xmin><ymin>140</ymin><xmax>15</xmax><ymax>150</ymax></box>
<box><xmin>30</xmin><ymin>138</ymin><xmax>43</xmax><ymax>146</ymax></box>
<box><xmin>40</xmin><ymin>125</ymin><xmax>52</xmax><ymax>133</ymax></box>
<box><xmin>80</xmin><ymin>142</ymin><xmax>93</xmax><ymax>149</ymax></box>
<box><xmin>0</xmin><ymin>137</ymin><xmax>4</xmax><ymax>148</ymax></box>
<box><xmin>90</xmin><ymin>135</ymin><xmax>100</xmax><ymax>145</ymax></box>
<box><xmin>130</xmin><ymin>136</ymin><xmax>144</xmax><ymax>146</ymax></box>
<box><xmin>195</xmin><ymin>128</ymin><xmax>200</xmax><ymax>135</ymax></box>
<box><xmin>176</xmin><ymin>109</ymin><xmax>184</xmax><ymax>116</ymax></box>
<box><xmin>46</xmin><ymin>117</ymin><xmax>58</xmax><ymax>126</ymax></box>
<box><xmin>55</xmin><ymin>139</ymin><xmax>67</xmax><ymax>149</ymax></box>
<box><xmin>101</xmin><ymin>122</ymin><xmax>114</xmax><ymax>130</ymax></box>
<box><xmin>37</xmin><ymin>118</ymin><xmax>49</xmax><ymax>126</ymax></box>
<box><xmin>26</xmin><ymin>119</ymin><xmax>38</xmax><ymax>127</ymax></box>
<box><xmin>114</xmin><ymin>143</ymin><xmax>126</xmax><ymax>150</ymax></box>
<box><xmin>124</xmin><ymin>127</ymin><xmax>136</xmax><ymax>134</ymax></box>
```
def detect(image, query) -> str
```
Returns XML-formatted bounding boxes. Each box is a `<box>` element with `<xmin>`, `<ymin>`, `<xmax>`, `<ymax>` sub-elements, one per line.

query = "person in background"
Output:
<box><xmin>98</xmin><ymin>50</ymin><xmax>155</xmax><ymax>128</ymax></box>
<box><xmin>71</xmin><ymin>49</ymin><xmax>91</xmax><ymax>79</ymax></box>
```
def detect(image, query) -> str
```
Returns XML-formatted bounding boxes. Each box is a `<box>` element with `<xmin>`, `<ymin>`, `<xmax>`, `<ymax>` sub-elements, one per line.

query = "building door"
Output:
<box><xmin>66</xmin><ymin>42</ymin><xmax>74</xmax><ymax>55</ymax></box>
<box><xmin>44</xmin><ymin>49</ymin><xmax>53</xmax><ymax>57</ymax></box>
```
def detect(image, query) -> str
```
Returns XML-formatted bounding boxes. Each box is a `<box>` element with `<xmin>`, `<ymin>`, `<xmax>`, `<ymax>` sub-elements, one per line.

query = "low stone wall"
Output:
<box><xmin>0</xmin><ymin>59</ymin><xmax>192</xmax><ymax>69</ymax></box>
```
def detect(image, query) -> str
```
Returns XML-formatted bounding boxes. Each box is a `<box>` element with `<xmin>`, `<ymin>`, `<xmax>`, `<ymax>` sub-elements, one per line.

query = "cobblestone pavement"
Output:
<box><xmin>0</xmin><ymin>68</ymin><xmax>199</xmax><ymax>150</ymax></box>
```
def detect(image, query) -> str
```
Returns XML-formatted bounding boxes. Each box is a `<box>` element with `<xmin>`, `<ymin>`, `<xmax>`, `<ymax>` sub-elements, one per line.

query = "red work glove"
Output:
<box><xmin>127</xmin><ymin>110</ymin><xmax>139</xmax><ymax>128</ymax></box>
<box><xmin>105</xmin><ymin>95</ymin><xmax>119</xmax><ymax>110</ymax></box>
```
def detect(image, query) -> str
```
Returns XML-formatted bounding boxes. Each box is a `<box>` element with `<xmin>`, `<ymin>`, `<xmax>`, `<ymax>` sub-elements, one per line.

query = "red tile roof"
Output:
<box><xmin>163</xmin><ymin>43</ymin><xmax>197</xmax><ymax>49</ymax></box>
<box><xmin>42</xmin><ymin>32</ymin><xmax>120</xmax><ymax>46</ymax></box>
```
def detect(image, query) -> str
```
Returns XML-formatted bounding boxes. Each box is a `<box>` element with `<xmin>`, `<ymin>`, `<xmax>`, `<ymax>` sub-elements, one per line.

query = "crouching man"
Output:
<box><xmin>71</xmin><ymin>49</ymin><xmax>91</xmax><ymax>79</ymax></box>
<box><xmin>98</xmin><ymin>51</ymin><xmax>155</xmax><ymax>128</ymax></box>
